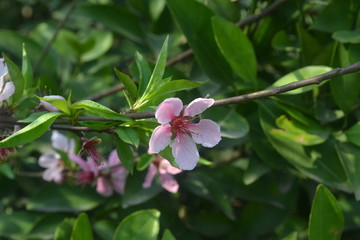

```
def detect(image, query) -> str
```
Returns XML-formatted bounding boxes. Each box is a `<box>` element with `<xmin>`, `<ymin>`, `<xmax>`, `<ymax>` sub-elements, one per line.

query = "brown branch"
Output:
<box><xmin>87</xmin><ymin>84</ymin><xmax>125</xmax><ymax>101</ymax></box>
<box><xmin>34</xmin><ymin>0</ymin><xmax>79</xmax><ymax>72</ymax></box>
<box><xmin>2</xmin><ymin>61</ymin><xmax>360</xmax><ymax>132</ymax></box>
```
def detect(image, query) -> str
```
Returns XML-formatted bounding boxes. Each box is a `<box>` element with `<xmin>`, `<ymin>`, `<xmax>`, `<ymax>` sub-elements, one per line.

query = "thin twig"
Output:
<box><xmin>34</xmin><ymin>0</ymin><xmax>79</xmax><ymax>72</ymax></box>
<box><xmin>87</xmin><ymin>84</ymin><xmax>125</xmax><ymax>101</ymax></box>
<box><xmin>2</xmin><ymin>61</ymin><xmax>360</xmax><ymax>131</ymax></box>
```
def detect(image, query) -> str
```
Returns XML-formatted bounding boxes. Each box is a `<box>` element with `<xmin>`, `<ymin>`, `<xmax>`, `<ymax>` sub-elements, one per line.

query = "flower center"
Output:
<box><xmin>170</xmin><ymin>115</ymin><xmax>193</xmax><ymax>136</ymax></box>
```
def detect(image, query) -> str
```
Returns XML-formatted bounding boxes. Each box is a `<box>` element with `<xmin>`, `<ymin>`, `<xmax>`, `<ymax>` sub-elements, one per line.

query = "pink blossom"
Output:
<box><xmin>69</xmin><ymin>154</ymin><xmax>99</xmax><ymax>185</ymax></box>
<box><xmin>69</xmin><ymin>150</ymin><xmax>128</xmax><ymax>197</ymax></box>
<box><xmin>38</xmin><ymin>152</ymin><xmax>64</xmax><ymax>183</ymax></box>
<box><xmin>40</xmin><ymin>95</ymin><xmax>65</xmax><ymax>112</ymax></box>
<box><xmin>149</xmin><ymin>98</ymin><xmax>221</xmax><ymax>170</ymax></box>
<box><xmin>0</xmin><ymin>58</ymin><xmax>15</xmax><ymax>102</ymax></box>
<box><xmin>143</xmin><ymin>155</ymin><xmax>182</xmax><ymax>193</ymax></box>
<box><xmin>38</xmin><ymin>131</ymin><xmax>75</xmax><ymax>183</ymax></box>
<box><xmin>96</xmin><ymin>150</ymin><xmax>128</xmax><ymax>196</ymax></box>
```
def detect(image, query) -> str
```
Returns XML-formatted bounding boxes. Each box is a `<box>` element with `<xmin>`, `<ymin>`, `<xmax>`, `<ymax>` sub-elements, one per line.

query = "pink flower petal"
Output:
<box><xmin>159</xmin><ymin>173</ymin><xmax>179</xmax><ymax>193</ymax></box>
<box><xmin>189</xmin><ymin>119</ymin><xmax>221</xmax><ymax>147</ymax></box>
<box><xmin>172</xmin><ymin>134</ymin><xmax>199</xmax><ymax>170</ymax></box>
<box><xmin>159</xmin><ymin>159</ymin><xmax>182</xmax><ymax>175</ymax></box>
<box><xmin>68</xmin><ymin>153</ymin><xmax>91</xmax><ymax>171</ymax></box>
<box><xmin>97</xmin><ymin>177</ymin><xmax>113</xmax><ymax>197</ymax></box>
<box><xmin>51</xmin><ymin>131</ymin><xmax>74</xmax><ymax>153</ymax></box>
<box><xmin>155</xmin><ymin>98</ymin><xmax>183</xmax><ymax>124</ymax></box>
<box><xmin>43</xmin><ymin>166</ymin><xmax>64</xmax><ymax>183</ymax></box>
<box><xmin>39</xmin><ymin>151</ymin><xmax>61</xmax><ymax>168</ymax></box>
<box><xmin>108</xmin><ymin>149</ymin><xmax>121</xmax><ymax>166</ymax></box>
<box><xmin>111</xmin><ymin>166</ymin><xmax>128</xmax><ymax>194</ymax></box>
<box><xmin>142</xmin><ymin>163</ymin><xmax>157</xmax><ymax>189</ymax></box>
<box><xmin>0</xmin><ymin>81</ymin><xmax>15</xmax><ymax>101</ymax></box>
<box><xmin>184</xmin><ymin>98</ymin><xmax>214</xmax><ymax>117</ymax></box>
<box><xmin>149</xmin><ymin>125</ymin><xmax>172</xmax><ymax>153</ymax></box>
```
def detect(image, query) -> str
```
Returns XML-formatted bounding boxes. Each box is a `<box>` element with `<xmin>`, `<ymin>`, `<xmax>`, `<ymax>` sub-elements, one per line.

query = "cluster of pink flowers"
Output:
<box><xmin>38</xmin><ymin>131</ymin><xmax>128</xmax><ymax>197</ymax></box>
<box><xmin>37</xmin><ymin>97</ymin><xmax>221</xmax><ymax>195</ymax></box>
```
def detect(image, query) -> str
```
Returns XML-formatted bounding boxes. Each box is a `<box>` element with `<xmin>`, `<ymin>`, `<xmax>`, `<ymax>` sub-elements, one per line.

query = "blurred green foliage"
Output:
<box><xmin>1</xmin><ymin>0</ymin><xmax>360</xmax><ymax>239</ymax></box>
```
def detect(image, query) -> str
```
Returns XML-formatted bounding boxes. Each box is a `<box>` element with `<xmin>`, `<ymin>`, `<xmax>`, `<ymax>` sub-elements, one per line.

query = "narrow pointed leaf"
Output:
<box><xmin>115</xmin><ymin>137</ymin><xmax>134</xmax><ymax>174</ymax></box>
<box><xmin>308</xmin><ymin>185</ymin><xmax>344</xmax><ymax>240</ymax></box>
<box><xmin>136</xmin><ymin>52</ymin><xmax>152</xmax><ymax>97</ymax></box>
<box><xmin>0</xmin><ymin>112</ymin><xmax>63</xmax><ymax>148</ymax></box>
<box><xmin>3</xmin><ymin>53</ymin><xmax>24</xmax><ymax>102</ymax></box>
<box><xmin>114</xmin><ymin>68</ymin><xmax>137</xmax><ymax>104</ymax></box>
<box><xmin>71</xmin><ymin>213</ymin><xmax>93</xmax><ymax>240</ymax></box>
<box><xmin>73</xmin><ymin>100</ymin><xmax>131</xmax><ymax>121</ymax></box>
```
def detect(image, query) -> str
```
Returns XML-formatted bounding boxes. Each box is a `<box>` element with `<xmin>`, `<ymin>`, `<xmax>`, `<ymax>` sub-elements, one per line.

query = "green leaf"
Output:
<box><xmin>80</xmin><ymin>30</ymin><xmax>113</xmax><ymax>62</ymax></box>
<box><xmin>71</xmin><ymin>213</ymin><xmax>94</xmax><ymax>240</ymax></box>
<box><xmin>3</xmin><ymin>53</ymin><xmax>25</xmax><ymax>102</ymax></box>
<box><xmin>18</xmin><ymin>112</ymin><xmax>48</xmax><ymax>123</ymax></box>
<box><xmin>0</xmin><ymin>112</ymin><xmax>63</xmax><ymax>148</ymax></box>
<box><xmin>212</xmin><ymin>16</ymin><xmax>257</xmax><ymax>84</ymax></box>
<box><xmin>116</xmin><ymin>127</ymin><xmax>140</xmax><ymax>148</ymax></box>
<box><xmin>282</xmin><ymin>232</ymin><xmax>298</xmax><ymax>240</ymax></box>
<box><xmin>115</xmin><ymin>137</ymin><xmax>134</xmax><ymax>174</ymax></box>
<box><xmin>77</xmin><ymin>4</ymin><xmax>145</xmax><ymax>43</ymax></box>
<box><xmin>22</xmin><ymin>44</ymin><xmax>33</xmax><ymax>89</ymax></box>
<box><xmin>270</xmin><ymin>115</ymin><xmax>329</xmax><ymax>146</ymax></box>
<box><xmin>332</xmin><ymin>30</ymin><xmax>360</xmax><ymax>43</ymax></box>
<box><xmin>27</xmin><ymin>213</ymin><xmax>69</xmax><ymax>239</ymax></box>
<box><xmin>73</xmin><ymin>100</ymin><xmax>131</xmax><ymax>121</ymax></box>
<box><xmin>38</xmin><ymin>96</ymin><xmax>72</xmax><ymax>115</ymax></box>
<box><xmin>135</xmin><ymin>52</ymin><xmax>152</xmax><ymax>97</ymax></box>
<box><xmin>330</xmin><ymin>43</ymin><xmax>360</xmax><ymax>112</ymax></box>
<box><xmin>0</xmin><ymin>211</ymin><xmax>39</xmax><ymax>239</ymax></box>
<box><xmin>142</xmin><ymin>36</ymin><xmax>168</xmax><ymax>97</ymax></box>
<box><xmin>218</xmin><ymin>109</ymin><xmax>249</xmax><ymax>139</ymax></box>
<box><xmin>308</xmin><ymin>185</ymin><xmax>344</xmax><ymax>240</ymax></box>
<box><xmin>54</xmin><ymin>218</ymin><xmax>75</xmax><ymax>240</ymax></box>
<box><xmin>114</xmin><ymin>68</ymin><xmax>138</xmax><ymax>106</ymax></box>
<box><xmin>310</xmin><ymin>0</ymin><xmax>354</xmax><ymax>33</ymax></box>
<box><xmin>161</xmin><ymin>229</ymin><xmax>176</xmax><ymax>240</ymax></box>
<box><xmin>137</xmin><ymin>154</ymin><xmax>155</xmax><ymax>171</ymax></box>
<box><xmin>139</xmin><ymin>79</ymin><xmax>204</xmax><ymax>109</ymax></box>
<box><xmin>113</xmin><ymin>209</ymin><xmax>160</xmax><ymax>240</ymax></box>
<box><xmin>336</xmin><ymin>142</ymin><xmax>360</xmax><ymax>200</ymax></box>
<box><xmin>27</xmin><ymin>184</ymin><xmax>104</xmax><ymax>212</ymax></box>
<box><xmin>0</xmin><ymin>163</ymin><xmax>15</xmax><ymax>179</ymax></box>
<box><xmin>270</xmin><ymin>66</ymin><xmax>333</xmax><ymax>95</ymax></box>
<box><xmin>259</xmin><ymin>101</ymin><xmax>314</xmax><ymax>168</ymax></box>
<box><xmin>148</xmin><ymin>79</ymin><xmax>204</xmax><ymax>99</ymax></box>
<box><xmin>122</xmin><ymin>170</ymin><xmax>163</xmax><ymax>208</ymax></box>
<box><xmin>167</xmin><ymin>0</ymin><xmax>234</xmax><ymax>86</ymax></box>
<box><xmin>344</xmin><ymin>122</ymin><xmax>360</xmax><ymax>147</ymax></box>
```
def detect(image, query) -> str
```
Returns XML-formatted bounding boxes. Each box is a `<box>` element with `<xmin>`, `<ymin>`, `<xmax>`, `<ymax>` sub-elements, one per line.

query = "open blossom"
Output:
<box><xmin>69</xmin><ymin>150</ymin><xmax>128</xmax><ymax>197</ymax></box>
<box><xmin>39</xmin><ymin>95</ymin><xmax>65</xmax><ymax>112</ymax></box>
<box><xmin>38</xmin><ymin>131</ymin><xmax>75</xmax><ymax>183</ymax></box>
<box><xmin>0</xmin><ymin>58</ymin><xmax>15</xmax><ymax>102</ymax></box>
<box><xmin>149</xmin><ymin>98</ymin><xmax>221</xmax><ymax>170</ymax></box>
<box><xmin>143</xmin><ymin>155</ymin><xmax>182</xmax><ymax>193</ymax></box>
<box><xmin>96</xmin><ymin>150</ymin><xmax>128</xmax><ymax>196</ymax></box>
